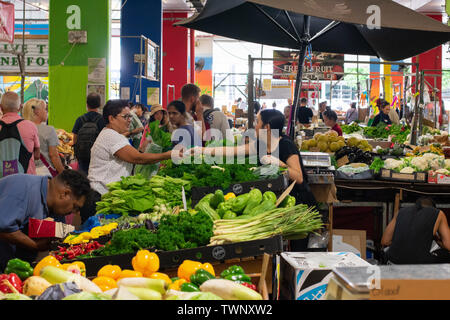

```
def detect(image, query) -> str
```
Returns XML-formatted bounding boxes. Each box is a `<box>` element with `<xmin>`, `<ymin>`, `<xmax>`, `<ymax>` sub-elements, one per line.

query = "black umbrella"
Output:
<box><xmin>176</xmin><ymin>0</ymin><xmax>450</xmax><ymax>138</ymax></box>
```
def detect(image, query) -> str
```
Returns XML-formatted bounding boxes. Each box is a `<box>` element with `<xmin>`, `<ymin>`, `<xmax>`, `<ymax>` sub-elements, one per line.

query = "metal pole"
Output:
<box><xmin>288</xmin><ymin>47</ymin><xmax>308</xmax><ymax>137</ymax></box>
<box><xmin>20</xmin><ymin>0</ymin><xmax>26</xmax><ymax>106</ymax></box>
<box><xmin>248</xmin><ymin>55</ymin><xmax>255</xmax><ymax>129</ymax></box>
<box><xmin>418</xmin><ymin>71</ymin><xmax>425</xmax><ymax>135</ymax></box>
<box><xmin>288</xmin><ymin>15</ymin><xmax>311</xmax><ymax>138</ymax></box>
<box><xmin>410</xmin><ymin>64</ymin><xmax>420</xmax><ymax>145</ymax></box>
<box><xmin>139</xmin><ymin>36</ymin><xmax>143</xmax><ymax>104</ymax></box>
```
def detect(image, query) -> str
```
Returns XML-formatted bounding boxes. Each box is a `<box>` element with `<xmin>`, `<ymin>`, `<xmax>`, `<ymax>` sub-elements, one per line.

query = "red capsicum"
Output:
<box><xmin>0</xmin><ymin>273</ymin><xmax>23</xmax><ymax>294</ymax></box>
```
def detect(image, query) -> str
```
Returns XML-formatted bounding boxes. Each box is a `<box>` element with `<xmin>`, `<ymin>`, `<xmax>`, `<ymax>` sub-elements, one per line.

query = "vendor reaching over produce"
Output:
<box><xmin>0</xmin><ymin>170</ymin><xmax>92</xmax><ymax>271</ymax></box>
<box><xmin>371</xmin><ymin>99</ymin><xmax>392</xmax><ymax>127</ymax></box>
<box><xmin>194</xmin><ymin>110</ymin><xmax>317</xmax><ymax>251</ymax></box>
<box><xmin>322</xmin><ymin>110</ymin><xmax>343</xmax><ymax>137</ymax></box>
<box><xmin>381</xmin><ymin>197</ymin><xmax>450</xmax><ymax>264</ymax></box>
<box><xmin>82</xmin><ymin>100</ymin><xmax>176</xmax><ymax>224</ymax></box>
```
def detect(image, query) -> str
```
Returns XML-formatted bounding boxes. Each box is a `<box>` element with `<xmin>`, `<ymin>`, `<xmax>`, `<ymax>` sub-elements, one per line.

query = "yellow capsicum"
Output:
<box><xmin>200</xmin><ymin>263</ymin><xmax>215</xmax><ymax>277</ymax></box>
<box><xmin>177</xmin><ymin>260</ymin><xmax>202</xmax><ymax>281</ymax></box>
<box><xmin>169</xmin><ymin>278</ymin><xmax>187</xmax><ymax>291</ymax></box>
<box><xmin>98</xmin><ymin>265</ymin><xmax>122</xmax><ymax>280</ymax></box>
<box><xmin>131</xmin><ymin>250</ymin><xmax>160</xmax><ymax>277</ymax></box>
<box><xmin>62</xmin><ymin>261</ymin><xmax>86</xmax><ymax>277</ymax></box>
<box><xmin>34</xmin><ymin>256</ymin><xmax>62</xmax><ymax>276</ymax></box>
<box><xmin>92</xmin><ymin>276</ymin><xmax>117</xmax><ymax>292</ymax></box>
<box><xmin>118</xmin><ymin>269</ymin><xmax>143</xmax><ymax>280</ymax></box>
<box><xmin>224</xmin><ymin>193</ymin><xmax>236</xmax><ymax>201</ymax></box>
<box><xmin>149</xmin><ymin>272</ymin><xmax>172</xmax><ymax>285</ymax></box>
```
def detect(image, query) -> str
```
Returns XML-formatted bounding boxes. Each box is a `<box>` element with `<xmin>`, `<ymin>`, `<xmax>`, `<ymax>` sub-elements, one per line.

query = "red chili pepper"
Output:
<box><xmin>240</xmin><ymin>282</ymin><xmax>257</xmax><ymax>291</ymax></box>
<box><xmin>0</xmin><ymin>273</ymin><xmax>23</xmax><ymax>294</ymax></box>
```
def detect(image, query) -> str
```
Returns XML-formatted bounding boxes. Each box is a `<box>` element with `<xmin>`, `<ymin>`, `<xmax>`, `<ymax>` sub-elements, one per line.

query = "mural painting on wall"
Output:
<box><xmin>195</xmin><ymin>38</ymin><xmax>213</xmax><ymax>96</ymax></box>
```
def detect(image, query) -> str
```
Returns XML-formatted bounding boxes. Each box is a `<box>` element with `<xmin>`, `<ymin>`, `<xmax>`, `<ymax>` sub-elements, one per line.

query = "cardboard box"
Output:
<box><xmin>28</xmin><ymin>218</ymin><xmax>75</xmax><ymax>239</ymax></box>
<box><xmin>279</xmin><ymin>252</ymin><xmax>371</xmax><ymax>300</ymax></box>
<box><xmin>329</xmin><ymin>265</ymin><xmax>450</xmax><ymax>300</ymax></box>
<box><xmin>428</xmin><ymin>170</ymin><xmax>450</xmax><ymax>184</ymax></box>
<box><xmin>309</xmin><ymin>183</ymin><xmax>337</xmax><ymax>204</ymax></box>
<box><xmin>333</xmin><ymin>229</ymin><xmax>366</xmax><ymax>260</ymax></box>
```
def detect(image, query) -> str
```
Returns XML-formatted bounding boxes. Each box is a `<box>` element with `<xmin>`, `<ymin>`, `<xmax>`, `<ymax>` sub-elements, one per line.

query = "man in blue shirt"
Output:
<box><xmin>0</xmin><ymin>170</ymin><xmax>92</xmax><ymax>270</ymax></box>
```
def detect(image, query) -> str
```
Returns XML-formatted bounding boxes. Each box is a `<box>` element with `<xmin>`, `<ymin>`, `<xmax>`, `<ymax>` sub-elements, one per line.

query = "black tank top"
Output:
<box><xmin>256</xmin><ymin>135</ymin><xmax>317</xmax><ymax>208</ymax></box>
<box><xmin>387</xmin><ymin>206</ymin><xmax>440</xmax><ymax>264</ymax></box>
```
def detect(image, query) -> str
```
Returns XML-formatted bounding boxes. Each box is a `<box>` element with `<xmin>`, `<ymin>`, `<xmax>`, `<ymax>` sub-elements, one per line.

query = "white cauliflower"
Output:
<box><xmin>445</xmin><ymin>159</ymin><xmax>450</xmax><ymax>170</ymax></box>
<box><xmin>400</xmin><ymin>167</ymin><xmax>415</xmax><ymax>174</ymax></box>
<box><xmin>410</xmin><ymin>157</ymin><xmax>429</xmax><ymax>172</ymax></box>
<box><xmin>435</xmin><ymin>169</ymin><xmax>450</xmax><ymax>175</ymax></box>
<box><xmin>421</xmin><ymin>153</ymin><xmax>445</xmax><ymax>170</ymax></box>
<box><xmin>384</xmin><ymin>158</ymin><xmax>404</xmax><ymax>170</ymax></box>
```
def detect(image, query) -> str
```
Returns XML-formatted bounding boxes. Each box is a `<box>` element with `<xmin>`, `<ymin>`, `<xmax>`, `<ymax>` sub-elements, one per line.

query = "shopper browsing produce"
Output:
<box><xmin>199</xmin><ymin>94</ymin><xmax>230</xmax><ymax>141</ymax></box>
<box><xmin>371</xmin><ymin>99</ymin><xmax>392</xmax><ymax>127</ymax></box>
<box><xmin>81</xmin><ymin>100</ymin><xmax>174</xmax><ymax>223</ymax></box>
<box><xmin>148</xmin><ymin>104</ymin><xmax>172</xmax><ymax>133</ymax></box>
<box><xmin>381</xmin><ymin>197</ymin><xmax>450</xmax><ymax>264</ymax></box>
<box><xmin>0</xmin><ymin>170</ymin><xmax>91</xmax><ymax>270</ymax></box>
<box><xmin>296</xmin><ymin>98</ymin><xmax>314</xmax><ymax>127</ymax></box>
<box><xmin>0</xmin><ymin>91</ymin><xmax>40</xmax><ymax>176</ymax></box>
<box><xmin>22</xmin><ymin>98</ymin><xmax>65</xmax><ymax>177</ymax></box>
<box><xmin>71</xmin><ymin>92</ymin><xmax>106</xmax><ymax>175</ymax></box>
<box><xmin>322</xmin><ymin>109</ymin><xmax>343</xmax><ymax>137</ymax></box>
<box><xmin>181</xmin><ymin>83</ymin><xmax>205</xmax><ymax>141</ymax></box>
<box><xmin>345</xmin><ymin>103</ymin><xmax>359</xmax><ymax>124</ymax></box>
<box><xmin>168</xmin><ymin>100</ymin><xmax>203</xmax><ymax>150</ymax></box>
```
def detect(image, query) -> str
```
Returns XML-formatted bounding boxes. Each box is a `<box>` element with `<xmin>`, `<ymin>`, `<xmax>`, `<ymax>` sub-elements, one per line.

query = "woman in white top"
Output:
<box><xmin>22</xmin><ymin>98</ymin><xmax>65</xmax><ymax>177</ymax></box>
<box><xmin>81</xmin><ymin>99</ymin><xmax>173</xmax><ymax>223</ymax></box>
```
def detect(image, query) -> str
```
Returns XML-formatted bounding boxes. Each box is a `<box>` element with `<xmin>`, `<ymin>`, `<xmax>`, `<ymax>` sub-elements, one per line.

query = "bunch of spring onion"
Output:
<box><xmin>210</xmin><ymin>204</ymin><xmax>324</xmax><ymax>245</ymax></box>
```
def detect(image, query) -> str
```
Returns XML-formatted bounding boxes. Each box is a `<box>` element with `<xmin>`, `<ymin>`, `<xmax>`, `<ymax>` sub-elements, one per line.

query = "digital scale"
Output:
<box><xmin>300</xmin><ymin>152</ymin><xmax>335</xmax><ymax>185</ymax></box>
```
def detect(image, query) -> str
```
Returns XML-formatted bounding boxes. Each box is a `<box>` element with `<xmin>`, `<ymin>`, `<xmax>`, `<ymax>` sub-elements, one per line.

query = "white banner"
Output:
<box><xmin>0</xmin><ymin>37</ymin><xmax>48</xmax><ymax>74</ymax></box>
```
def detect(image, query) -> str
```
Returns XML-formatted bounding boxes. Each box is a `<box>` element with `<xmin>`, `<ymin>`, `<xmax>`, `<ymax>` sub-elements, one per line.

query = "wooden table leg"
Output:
<box><xmin>328</xmin><ymin>204</ymin><xmax>333</xmax><ymax>252</ymax></box>
<box><xmin>393</xmin><ymin>193</ymin><xmax>401</xmax><ymax>219</ymax></box>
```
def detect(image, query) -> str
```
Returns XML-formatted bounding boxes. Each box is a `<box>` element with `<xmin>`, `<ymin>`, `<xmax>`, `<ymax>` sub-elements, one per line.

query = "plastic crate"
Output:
<box><xmin>59</xmin><ymin>236</ymin><xmax>284</xmax><ymax>278</ymax></box>
<box><xmin>190</xmin><ymin>174</ymin><xmax>289</xmax><ymax>207</ymax></box>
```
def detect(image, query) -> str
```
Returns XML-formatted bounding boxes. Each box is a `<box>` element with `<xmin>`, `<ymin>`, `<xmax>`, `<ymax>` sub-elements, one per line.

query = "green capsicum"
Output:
<box><xmin>222</xmin><ymin>211</ymin><xmax>237</xmax><ymax>220</ymax></box>
<box><xmin>190</xmin><ymin>269</ymin><xmax>215</xmax><ymax>287</ymax></box>
<box><xmin>180</xmin><ymin>282</ymin><xmax>200</xmax><ymax>292</ymax></box>
<box><xmin>199</xmin><ymin>193</ymin><xmax>215</xmax><ymax>205</ymax></box>
<box><xmin>217</xmin><ymin>201</ymin><xmax>233</xmax><ymax>218</ymax></box>
<box><xmin>4</xmin><ymin>259</ymin><xmax>33</xmax><ymax>281</ymax></box>
<box><xmin>210</xmin><ymin>190</ymin><xmax>225</xmax><ymax>209</ymax></box>
<box><xmin>280</xmin><ymin>196</ymin><xmax>296</xmax><ymax>208</ymax></box>
<box><xmin>242</xmin><ymin>189</ymin><xmax>263</xmax><ymax>215</ymax></box>
<box><xmin>220</xmin><ymin>265</ymin><xmax>245</xmax><ymax>279</ymax></box>
<box><xmin>225</xmin><ymin>274</ymin><xmax>252</xmax><ymax>284</ymax></box>
<box><xmin>231</xmin><ymin>193</ymin><xmax>251</xmax><ymax>214</ymax></box>
<box><xmin>262</xmin><ymin>191</ymin><xmax>277</xmax><ymax>204</ymax></box>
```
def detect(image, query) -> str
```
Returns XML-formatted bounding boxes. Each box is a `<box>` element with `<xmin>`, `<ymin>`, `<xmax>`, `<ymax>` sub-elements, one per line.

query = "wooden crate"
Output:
<box><xmin>162</xmin><ymin>254</ymin><xmax>273</xmax><ymax>300</ymax></box>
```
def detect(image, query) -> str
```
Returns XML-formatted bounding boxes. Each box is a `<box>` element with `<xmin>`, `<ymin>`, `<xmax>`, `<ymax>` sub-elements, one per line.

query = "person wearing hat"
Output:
<box><xmin>149</xmin><ymin>104</ymin><xmax>173</xmax><ymax>133</ymax></box>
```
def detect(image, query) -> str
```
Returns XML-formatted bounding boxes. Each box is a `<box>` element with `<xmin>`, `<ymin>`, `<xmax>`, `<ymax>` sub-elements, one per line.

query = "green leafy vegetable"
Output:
<box><xmin>370</xmin><ymin>158</ymin><xmax>385</xmax><ymax>174</ymax></box>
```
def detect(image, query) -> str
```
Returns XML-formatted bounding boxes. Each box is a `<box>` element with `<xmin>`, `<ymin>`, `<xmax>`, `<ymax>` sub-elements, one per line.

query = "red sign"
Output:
<box><xmin>0</xmin><ymin>1</ymin><xmax>14</xmax><ymax>44</ymax></box>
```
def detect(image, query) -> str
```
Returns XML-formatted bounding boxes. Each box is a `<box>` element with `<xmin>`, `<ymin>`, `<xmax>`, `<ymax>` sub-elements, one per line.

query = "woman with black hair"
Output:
<box><xmin>198</xmin><ymin>109</ymin><xmax>317</xmax><ymax>208</ymax></box>
<box><xmin>196</xmin><ymin>109</ymin><xmax>317</xmax><ymax>251</ymax></box>
<box><xmin>371</xmin><ymin>99</ymin><xmax>392</xmax><ymax>127</ymax></box>
<box><xmin>82</xmin><ymin>100</ymin><xmax>174</xmax><ymax>223</ymax></box>
<box><xmin>323</xmin><ymin>109</ymin><xmax>343</xmax><ymax>136</ymax></box>
<box><xmin>167</xmin><ymin>100</ymin><xmax>202</xmax><ymax>149</ymax></box>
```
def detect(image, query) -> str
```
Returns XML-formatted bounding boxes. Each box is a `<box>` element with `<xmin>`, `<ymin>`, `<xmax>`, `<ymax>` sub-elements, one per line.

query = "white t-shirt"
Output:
<box><xmin>88</xmin><ymin>128</ymin><xmax>134</xmax><ymax>195</ymax></box>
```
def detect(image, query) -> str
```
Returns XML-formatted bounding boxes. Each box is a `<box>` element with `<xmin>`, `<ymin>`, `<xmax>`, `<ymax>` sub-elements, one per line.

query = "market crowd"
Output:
<box><xmin>1</xmin><ymin>84</ymin><xmax>449</xmax><ymax>270</ymax></box>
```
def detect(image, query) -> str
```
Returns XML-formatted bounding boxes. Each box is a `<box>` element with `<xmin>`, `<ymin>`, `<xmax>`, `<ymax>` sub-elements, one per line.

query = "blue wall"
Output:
<box><xmin>120</xmin><ymin>0</ymin><xmax>162</xmax><ymax>107</ymax></box>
